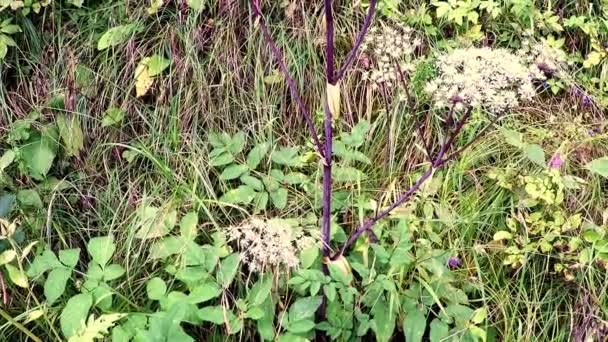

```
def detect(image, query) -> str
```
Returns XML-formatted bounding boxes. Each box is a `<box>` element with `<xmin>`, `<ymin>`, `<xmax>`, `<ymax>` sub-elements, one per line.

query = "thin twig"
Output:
<box><xmin>0</xmin><ymin>308</ymin><xmax>42</xmax><ymax>342</ymax></box>
<box><xmin>335</xmin><ymin>0</ymin><xmax>378</xmax><ymax>81</ymax></box>
<box><xmin>0</xmin><ymin>272</ymin><xmax>7</xmax><ymax>306</ymax></box>
<box><xmin>251</xmin><ymin>1</ymin><xmax>324</xmax><ymax>156</ymax></box>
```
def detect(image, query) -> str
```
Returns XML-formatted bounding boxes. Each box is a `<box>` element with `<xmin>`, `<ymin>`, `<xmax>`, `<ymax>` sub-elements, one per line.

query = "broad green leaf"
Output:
<box><xmin>256</xmin><ymin>296</ymin><xmax>275</xmax><ymax>340</ymax></box>
<box><xmin>247</xmin><ymin>275</ymin><xmax>272</xmax><ymax>306</ymax></box>
<box><xmin>587</xmin><ymin>157</ymin><xmax>608</xmax><ymax>178</ymax></box>
<box><xmin>147</xmin><ymin>0</ymin><xmax>163</xmax><ymax>14</ymax></box>
<box><xmin>429</xmin><ymin>319</ymin><xmax>449</xmax><ymax>342</ymax></box>
<box><xmin>244</xmin><ymin>306</ymin><xmax>265</xmax><ymax>320</ymax></box>
<box><xmin>103</xmin><ymin>264</ymin><xmax>125</xmax><ymax>280</ymax></box>
<box><xmin>332</xmin><ymin>166</ymin><xmax>367</xmax><ymax>182</ymax></box>
<box><xmin>471</xmin><ymin>307</ymin><xmax>487</xmax><ymax>324</ymax></box>
<box><xmin>372</xmin><ymin>298</ymin><xmax>395</xmax><ymax>342</ymax></box>
<box><xmin>6</xmin><ymin>264</ymin><xmax>28</xmax><ymax>288</ymax></box>
<box><xmin>493</xmin><ymin>231</ymin><xmax>513</xmax><ymax>241</ymax></box>
<box><xmin>524</xmin><ymin>144</ymin><xmax>545</xmax><ymax>166</ymax></box>
<box><xmin>240</xmin><ymin>175</ymin><xmax>264</xmax><ymax>191</ymax></box>
<box><xmin>198</xmin><ymin>306</ymin><xmax>226</xmax><ymax>324</ymax></box>
<box><xmin>299</xmin><ymin>246</ymin><xmax>319</xmax><ymax>269</ymax></box>
<box><xmin>0</xmin><ymin>149</ymin><xmax>15</xmax><ymax>172</ymax></box>
<box><xmin>219</xmin><ymin>185</ymin><xmax>256</xmax><ymax>204</ymax></box>
<box><xmin>20</xmin><ymin>132</ymin><xmax>58</xmax><ymax>180</ymax></box>
<box><xmin>134</xmin><ymin>205</ymin><xmax>177</xmax><ymax>239</ymax></box>
<box><xmin>269</xmin><ymin>187</ymin><xmax>288</xmax><ymax>209</ymax></box>
<box><xmin>101</xmin><ymin>108</ymin><xmax>125</xmax><ymax>127</ymax></box>
<box><xmin>341</xmin><ymin>120</ymin><xmax>370</xmax><ymax>147</ymax></box>
<box><xmin>17</xmin><ymin>189</ymin><xmax>43</xmax><ymax>208</ymax></box>
<box><xmin>146</xmin><ymin>277</ymin><xmax>167</xmax><ymax>300</ymax></box>
<box><xmin>58</xmin><ymin>249</ymin><xmax>81</xmax><ymax>268</ymax></box>
<box><xmin>149</xmin><ymin>237</ymin><xmax>183</xmax><ymax>259</ymax></box>
<box><xmin>283</xmin><ymin>172</ymin><xmax>309</xmax><ymax>185</ymax></box>
<box><xmin>246</xmin><ymin>142</ymin><xmax>269</xmax><ymax>169</ymax></box>
<box><xmin>87</xmin><ymin>236</ymin><xmax>115</xmax><ymax>266</ymax></box>
<box><xmin>209</xmin><ymin>151</ymin><xmax>234</xmax><ymax>167</ymax></box>
<box><xmin>0</xmin><ymin>250</ymin><xmax>16</xmax><ymax>265</ymax></box>
<box><xmin>187</xmin><ymin>0</ymin><xmax>204</xmax><ymax>11</ymax></box>
<box><xmin>97</xmin><ymin>24</ymin><xmax>139</xmax><ymax>50</ymax></box>
<box><xmin>0</xmin><ymin>193</ymin><xmax>15</xmax><ymax>218</ymax></box>
<box><xmin>179</xmin><ymin>212</ymin><xmax>198</xmax><ymax>240</ymax></box>
<box><xmin>67</xmin><ymin>313</ymin><xmax>125</xmax><ymax>342</ymax></box>
<box><xmin>288</xmin><ymin>296</ymin><xmax>322</xmax><ymax>321</ymax></box>
<box><xmin>271</xmin><ymin>147</ymin><xmax>302</xmax><ymax>167</ymax></box>
<box><xmin>188</xmin><ymin>281</ymin><xmax>222</xmax><ymax>304</ymax></box>
<box><xmin>403</xmin><ymin>308</ymin><xmax>426</xmax><ymax>342</ymax></box>
<box><xmin>45</xmin><ymin>267</ymin><xmax>71</xmax><ymax>304</ymax></box>
<box><xmin>499</xmin><ymin>127</ymin><xmax>524</xmax><ymax>148</ymax></box>
<box><xmin>146</xmin><ymin>55</ymin><xmax>171</xmax><ymax>77</ymax></box>
<box><xmin>60</xmin><ymin>293</ymin><xmax>93</xmax><ymax>338</ymax></box>
<box><xmin>217</xmin><ymin>253</ymin><xmax>240</xmax><ymax>287</ymax></box>
<box><xmin>27</xmin><ymin>249</ymin><xmax>62</xmax><ymax>277</ymax></box>
<box><xmin>220</xmin><ymin>164</ymin><xmax>249</xmax><ymax>180</ymax></box>
<box><xmin>287</xmin><ymin>319</ymin><xmax>316</xmax><ymax>334</ymax></box>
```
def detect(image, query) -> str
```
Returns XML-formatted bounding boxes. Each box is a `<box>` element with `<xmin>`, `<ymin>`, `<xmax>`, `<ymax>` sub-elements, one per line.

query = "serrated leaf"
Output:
<box><xmin>499</xmin><ymin>127</ymin><xmax>524</xmax><ymax>148</ymax></box>
<box><xmin>247</xmin><ymin>275</ymin><xmax>272</xmax><ymax>306</ymax></box>
<box><xmin>68</xmin><ymin>313</ymin><xmax>125</xmax><ymax>342</ymax></box>
<box><xmin>271</xmin><ymin>147</ymin><xmax>302</xmax><ymax>167</ymax></box>
<box><xmin>270</xmin><ymin>187</ymin><xmax>288</xmax><ymax>209</ymax></box>
<box><xmin>217</xmin><ymin>253</ymin><xmax>240</xmax><ymax>288</ymax></box>
<box><xmin>288</xmin><ymin>296</ymin><xmax>322</xmax><ymax>321</ymax></box>
<box><xmin>209</xmin><ymin>151</ymin><xmax>234</xmax><ymax>167</ymax></box>
<box><xmin>219</xmin><ymin>186</ymin><xmax>256</xmax><ymax>204</ymax></box>
<box><xmin>220</xmin><ymin>164</ymin><xmax>249</xmax><ymax>180</ymax></box>
<box><xmin>587</xmin><ymin>157</ymin><xmax>608</xmax><ymax>178</ymax></box>
<box><xmin>287</xmin><ymin>319</ymin><xmax>316</xmax><ymax>334</ymax></box>
<box><xmin>240</xmin><ymin>175</ymin><xmax>264</xmax><ymax>191</ymax></box>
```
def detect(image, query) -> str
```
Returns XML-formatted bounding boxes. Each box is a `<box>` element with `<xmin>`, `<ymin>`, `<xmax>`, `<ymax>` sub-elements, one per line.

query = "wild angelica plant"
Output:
<box><xmin>252</xmin><ymin>0</ymin><xmax>503</xmax><ymax>319</ymax></box>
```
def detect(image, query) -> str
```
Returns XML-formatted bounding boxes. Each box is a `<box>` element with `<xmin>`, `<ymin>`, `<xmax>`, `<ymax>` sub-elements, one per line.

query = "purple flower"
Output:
<box><xmin>548</xmin><ymin>152</ymin><xmax>564</xmax><ymax>169</ymax></box>
<box><xmin>582</xmin><ymin>95</ymin><xmax>592</xmax><ymax>107</ymax></box>
<box><xmin>448</xmin><ymin>257</ymin><xmax>461</xmax><ymax>269</ymax></box>
<box><xmin>588</xmin><ymin>128</ymin><xmax>598</xmax><ymax>137</ymax></box>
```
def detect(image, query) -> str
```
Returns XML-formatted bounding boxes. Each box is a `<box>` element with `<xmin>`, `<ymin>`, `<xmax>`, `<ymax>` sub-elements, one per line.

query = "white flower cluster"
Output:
<box><xmin>225</xmin><ymin>217</ymin><xmax>315</xmax><ymax>273</ymax></box>
<box><xmin>518</xmin><ymin>39</ymin><xmax>567</xmax><ymax>77</ymax></box>
<box><xmin>424</xmin><ymin>47</ymin><xmax>541</xmax><ymax>113</ymax></box>
<box><xmin>361</xmin><ymin>23</ymin><xmax>422</xmax><ymax>89</ymax></box>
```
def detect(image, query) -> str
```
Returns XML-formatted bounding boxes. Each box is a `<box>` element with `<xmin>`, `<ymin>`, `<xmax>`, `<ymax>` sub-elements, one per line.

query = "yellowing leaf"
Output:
<box><xmin>493</xmin><ymin>231</ymin><xmax>513</xmax><ymax>241</ymax></box>
<box><xmin>326</xmin><ymin>82</ymin><xmax>341</xmax><ymax>119</ymax></box>
<box><xmin>147</xmin><ymin>0</ymin><xmax>163</xmax><ymax>14</ymax></box>
<box><xmin>134</xmin><ymin>62</ymin><xmax>153</xmax><ymax>98</ymax></box>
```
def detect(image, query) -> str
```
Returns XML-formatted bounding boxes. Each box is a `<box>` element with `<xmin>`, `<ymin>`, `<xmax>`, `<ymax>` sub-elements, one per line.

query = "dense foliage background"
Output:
<box><xmin>1</xmin><ymin>0</ymin><xmax>608</xmax><ymax>341</ymax></box>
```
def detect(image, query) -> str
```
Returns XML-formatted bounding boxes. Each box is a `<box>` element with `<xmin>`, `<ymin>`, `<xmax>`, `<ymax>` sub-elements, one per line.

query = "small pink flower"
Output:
<box><xmin>548</xmin><ymin>152</ymin><xmax>564</xmax><ymax>169</ymax></box>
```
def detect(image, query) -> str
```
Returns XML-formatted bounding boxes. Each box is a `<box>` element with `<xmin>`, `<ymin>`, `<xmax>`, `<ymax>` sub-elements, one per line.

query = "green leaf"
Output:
<box><xmin>341</xmin><ymin>120</ymin><xmax>370</xmax><ymax>147</ymax></box>
<box><xmin>403</xmin><ymin>308</ymin><xmax>426</xmax><ymax>342</ymax></box>
<box><xmin>6</xmin><ymin>264</ymin><xmax>28</xmax><ymax>288</ymax></box>
<box><xmin>288</xmin><ymin>296</ymin><xmax>322</xmax><ymax>321</ymax></box>
<box><xmin>56</xmin><ymin>114</ymin><xmax>84</xmax><ymax>157</ymax></box>
<box><xmin>219</xmin><ymin>185</ymin><xmax>256</xmax><ymax>204</ymax></box>
<box><xmin>0</xmin><ymin>149</ymin><xmax>15</xmax><ymax>172</ymax></box>
<box><xmin>332</xmin><ymin>166</ymin><xmax>367</xmax><ymax>182</ymax></box>
<box><xmin>524</xmin><ymin>144</ymin><xmax>545</xmax><ymax>166</ymax></box>
<box><xmin>187</xmin><ymin>0</ymin><xmax>204</xmax><ymax>11</ymax></box>
<box><xmin>149</xmin><ymin>237</ymin><xmax>183</xmax><ymax>259</ymax></box>
<box><xmin>499</xmin><ymin>127</ymin><xmax>524</xmax><ymax>148</ymax></box>
<box><xmin>179</xmin><ymin>212</ymin><xmax>198</xmax><ymax>241</ymax></box>
<box><xmin>45</xmin><ymin>267</ymin><xmax>71</xmax><ymax>304</ymax></box>
<box><xmin>246</xmin><ymin>142</ymin><xmax>269</xmax><ymax>169</ymax></box>
<box><xmin>27</xmin><ymin>249</ymin><xmax>63</xmax><ymax>277</ymax></box>
<box><xmin>0</xmin><ymin>193</ymin><xmax>15</xmax><ymax>218</ymax></box>
<box><xmin>271</xmin><ymin>147</ymin><xmax>302</xmax><ymax>167</ymax></box>
<box><xmin>198</xmin><ymin>306</ymin><xmax>226</xmax><ymax>324</ymax></box>
<box><xmin>429</xmin><ymin>318</ymin><xmax>449</xmax><ymax>342</ymax></box>
<box><xmin>372</xmin><ymin>298</ymin><xmax>395</xmax><ymax>342</ymax></box>
<box><xmin>0</xmin><ymin>250</ymin><xmax>16</xmax><ymax>265</ymax></box>
<box><xmin>269</xmin><ymin>187</ymin><xmax>288</xmax><ymax>209</ymax></box>
<box><xmin>20</xmin><ymin>132</ymin><xmax>58</xmax><ymax>180</ymax></box>
<box><xmin>493</xmin><ymin>231</ymin><xmax>513</xmax><ymax>241</ymax></box>
<box><xmin>283</xmin><ymin>172</ymin><xmax>309</xmax><ymax>185</ymax></box>
<box><xmin>188</xmin><ymin>281</ymin><xmax>222</xmax><ymax>304</ymax></box>
<box><xmin>17</xmin><ymin>189</ymin><xmax>43</xmax><ymax>208</ymax></box>
<box><xmin>60</xmin><ymin>293</ymin><xmax>93</xmax><ymax>338</ymax></box>
<box><xmin>247</xmin><ymin>275</ymin><xmax>272</xmax><ymax>306</ymax></box>
<box><xmin>586</xmin><ymin>157</ymin><xmax>608</xmax><ymax>178</ymax></box>
<box><xmin>145</xmin><ymin>54</ymin><xmax>171</xmax><ymax>77</ymax></box>
<box><xmin>101</xmin><ymin>108</ymin><xmax>125</xmax><ymax>127</ymax></box>
<box><xmin>299</xmin><ymin>246</ymin><xmax>319</xmax><ymax>269</ymax></box>
<box><xmin>244</xmin><ymin>306</ymin><xmax>265</xmax><ymax>320</ymax></box>
<box><xmin>220</xmin><ymin>164</ymin><xmax>249</xmax><ymax>180</ymax></box>
<box><xmin>217</xmin><ymin>253</ymin><xmax>240</xmax><ymax>287</ymax></box>
<box><xmin>103</xmin><ymin>264</ymin><xmax>125</xmax><ymax>280</ymax></box>
<box><xmin>1</xmin><ymin>24</ymin><xmax>21</xmax><ymax>34</ymax></box>
<box><xmin>209</xmin><ymin>151</ymin><xmax>234</xmax><ymax>167</ymax></box>
<box><xmin>227</xmin><ymin>132</ymin><xmax>246</xmax><ymax>155</ymax></box>
<box><xmin>146</xmin><ymin>277</ymin><xmax>167</xmax><ymax>300</ymax></box>
<box><xmin>134</xmin><ymin>205</ymin><xmax>177</xmax><ymax>239</ymax></box>
<box><xmin>87</xmin><ymin>236</ymin><xmax>115</xmax><ymax>266</ymax></box>
<box><xmin>97</xmin><ymin>24</ymin><xmax>139</xmax><ymax>50</ymax></box>
<box><xmin>287</xmin><ymin>319</ymin><xmax>316</xmax><ymax>334</ymax></box>
<box><xmin>59</xmin><ymin>249</ymin><xmax>81</xmax><ymax>268</ymax></box>
<box><xmin>240</xmin><ymin>175</ymin><xmax>264</xmax><ymax>191</ymax></box>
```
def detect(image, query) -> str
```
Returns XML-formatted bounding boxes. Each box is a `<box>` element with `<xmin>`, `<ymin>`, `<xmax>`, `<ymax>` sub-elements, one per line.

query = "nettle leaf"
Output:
<box><xmin>20</xmin><ymin>131</ymin><xmax>58</xmax><ymax>180</ymax></box>
<box><xmin>220</xmin><ymin>164</ymin><xmax>249</xmax><ymax>180</ymax></box>
<box><xmin>499</xmin><ymin>127</ymin><xmax>524</xmax><ymax>148</ymax></box>
<box><xmin>246</xmin><ymin>142</ymin><xmax>269</xmax><ymax>169</ymax></box>
<box><xmin>56</xmin><ymin>114</ymin><xmax>84</xmax><ymax>157</ymax></box>
<box><xmin>524</xmin><ymin>144</ymin><xmax>545</xmax><ymax>166</ymax></box>
<box><xmin>101</xmin><ymin>108</ymin><xmax>125</xmax><ymax>127</ymax></box>
<box><xmin>586</xmin><ymin>157</ymin><xmax>608</xmax><ymax>178</ymax></box>
<box><xmin>403</xmin><ymin>308</ymin><xmax>427</xmax><ymax>342</ymax></box>
<box><xmin>146</xmin><ymin>277</ymin><xmax>167</xmax><ymax>300</ymax></box>
<box><xmin>60</xmin><ymin>293</ymin><xmax>93</xmax><ymax>338</ymax></box>
<box><xmin>97</xmin><ymin>24</ymin><xmax>140</xmax><ymax>50</ymax></box>
<box><xmin>220</xmin><ymin>185</ymin><xmax>256</xmax><ymax>204</ymax></box>
<box><xmin>271</xmin><ymin>147</ymin><xmax>303</xmax><ymax>167</ymax></box>
<box><xmin>87</xmin><ymin>236</ymin><xmax>115</xmax><ymax>266</ymax></box>
<box><xmin>45</xmin><ymin>267</ymin><xmax>72</xmax><ymax>305</ymax></box>
<box><xmin>217</xmin><ymin>253</ymin><xmax>240</xmax><ymax>288</ymax></box>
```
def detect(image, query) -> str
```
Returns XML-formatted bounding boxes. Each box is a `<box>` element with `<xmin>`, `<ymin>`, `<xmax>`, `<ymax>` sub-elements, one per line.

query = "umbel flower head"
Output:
<box><xmin>425</xmin><ymin>47</ymin><xmax>542</xmax><ymax>113</ymax></box>
<box><xmin>225</xmin><ymin>217</ymin><xmax>315</xmax><ymax>273</ymax></box>
<box><xmin>361</xmin><ymin>23</ymin><xmax>422</xmax><ymax>89</ymax></box>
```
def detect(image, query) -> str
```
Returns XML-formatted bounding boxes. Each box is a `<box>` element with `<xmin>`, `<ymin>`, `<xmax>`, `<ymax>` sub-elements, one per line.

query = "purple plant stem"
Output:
<box><xmin>252</xmin><ymin>2</ymin><xmax>325</xmax><ymax>157</ymax></box>
<box><xmin>333</xmin><ymin>107</ymin><xmax>474</xmax><ymax>259</ymax></box>
<box><xmin>324</xmin><ymin>0</ymin><xmax>336</xmax><ymax>83</ymax></box>
<box><xmin>335</xmin><ymin>0</ymin><xmax>377</xmax><ymax>81</ymax></box>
